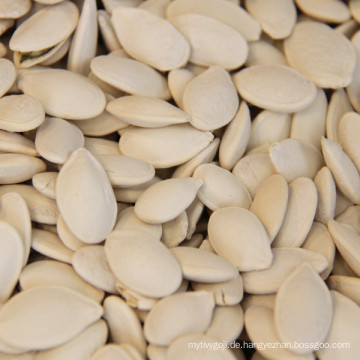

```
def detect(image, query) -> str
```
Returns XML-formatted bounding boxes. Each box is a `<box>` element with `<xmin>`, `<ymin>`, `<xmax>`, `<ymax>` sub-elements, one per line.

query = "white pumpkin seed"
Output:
<box><xmin>106</xmin><ymin>95</ymin><xmax>189</xmax><ymax>128</ymax></box>
<box><xmin>245</xmin><ymin>0</ymin><xmax>296</xmax><ymax>39</ymax></box>
<box><xmin>0</xmin><ymin>221</ymin><xmax>23</xmax><ymax>303</ymax></box>
<box><xmin>208</xmin><ymin>207</ymin><xmax>272</xmax><ymax>271</ymax></box>
<box><xmin>144</xmin><ymin>291</ymin><xmax>214</xmax><ymax>346</ymax></box>
<box><xmin>32</xmin><ymin>172</ymin><xmax>57</xmax><ymax>199</ymax></box>
<box><xmin>314</xmin><ymin>166</ymin><xmax>336</xmax><ymax>225</ymax></box>
<box><xmin>35</xmin><ymin>319</ymin><xmax>107</xmax><ymax>360</ymax></box>
<box><xmin>170</xmin><ymin>246</ymin><xmax>238</xmax><ymax>283</ymax></box>
<box><xmin>274</xmin><ymin>263</ymin><xmax>332</xmax><ymax>354</ymax></box>
<box><xmin>219</xmin><ymin>102</ymin><xmax>251</xmax><ymax>170</ymax></box>
<box><xmin>31</xmin><ymin>229</ymin><xmax>74</xmax><ymax>264</ymax></box>
<box><xmin>302</xmin><ymin>222</ymin><xmax>336</xmax><ymax>279</ymax></box>
<box><xmin>182</xmin><ymin>66</ymin><xmax>239</xmax><ymax>130</ymax></box>
<box><xmin>321</xmin><ymin>136</ymin><xmax>360</xmax><ymax>204</ymax></box>
<box><xmin>0</xmin><ymin>192</ymin><xmax>31</xmax><ymax>266</ymax></box>
<box><xmin>90</xmin><ymin>54</ymin><xmax>171</xmax><ymax>100</ymax></box>
<box><xmin>72</xmin><ymin>245</ymin><xmax>118</xmax><ymax>294</ymax></box>
<box><xmin>327</xmin><ymin>275</ymin><xmax>360</xmax><ymax>306</ymax></box>
<box><xmin>0</xmin><ymin>95</ymin><xmax>45</xmax><ymax>132</ymax></box>
<box><xmin>90</xmin><ymin>343</ymin><xmax>140</xmax><ymax>360</ymax></box>
<box><xmin>18</xmin><ymin>68</ymin><xmax>106</xmax><ymax>120</ymax></box>
<box><xmin>56</xmin><ymin>213</ymin><xmax>86</xmax><ymax>251</ymax></box>
<box><xmin>250</xmin><ymin>174</ymin><xmax>288</xmax><ymax>242</ymax></box>
<box><xmin>273</xmin><ymin>177</ymin><xmax>318</xmax><ymax>248</ymax></box>
<box><xmin>103</xmin><ymin>296</ymin><xmax>146</xmax><ymax>357</ymax></box>
<box><xmin>56</xmin><ymin>148</ymin><xmax>117</xmax><ymax>244</ymax></box>
<box><xmin>84</xmin><ymin>137</ymin><xmax>120</xmax><ymax>156</ymax></box>
<box><xmin>233</xmin><ymin>65</ymin><xmax>317</xmax><ymax>113</ymax></box>
<box><xmin>336</xmin><ymin>205</ymin><xmax>360</xmax><ymax>232</ymax></box>
<box><xmin>242</xmin><ymin>248</ymin><xmax>329</xmax><ymax>294</ymax></box>
<box><xmin>161</xmin><ymin>211</ymin><xmax>188</xmax><ymax>247</ymax></box>
<box><xmin>0</xmin><ymin>59</ymin><xmax>15</xmax><ymax>97</ymax></box>
<box><xmin>0</xmin><ymin>130</ymin><xmax>37</xmax><ymax>157</ymax></box>
<box><xmin>185</xmin><ymin>197</ymin><xmax>204</xmax><ymax>239</ymax></box>
<box><xmin>246</xmin><ymin>39</ymin><xmax>287</xmax><ymax>67</ymax></box>
<box><xmin>168</xmin><ymin>68</ymin><xmax>194</xmax><ymax>109</ymax></box>
<box><xmin>119</xmin><ymin>124</ymin><xmax>213</xmax><ymax>168</ymax></box>
<box><xmin>0</xmin><ymin>0</ymin><xmax>31</xmax><ymax>19</ymax></box>
<box><xmin>0</xmin><ymin>286</ymin><xmax>103</xmax><ymax>351</ymax></box>
<box><xmin>171</xmin><ymin>14</ymin><xmax>248</xmax><ymax>70</ymax></box>
<box><xmin>284</xmin><ymin>21</ymin><xmax>356</xmax><ymax>88</ymax></box>
<box><xmin>316</xmin><ymin>291</ymin><xmax>360</xmax><ymax>360</ymax></box>
<box><xmin>105</xmin><ymin>230</ymin><xmax>182</xmax><ymax>298</ymax></box>
<box><xmin>193</xmin><ymin>164</ymin><xmax>251</xmax><ymax>211</ymax></box>
<box><xmin>97</xmin><ymin>10</ymin><xmax>122</xmax><ymax>52</ymax></box>
<box><xmin>19</xmin><ymin>260</ymin><xmax>104</xmax><ymax>303</ymax></box>
<box><xmin>111</xmin><ymin>7</ymin><xmax>190</xmax><ymax>71</ymax></box>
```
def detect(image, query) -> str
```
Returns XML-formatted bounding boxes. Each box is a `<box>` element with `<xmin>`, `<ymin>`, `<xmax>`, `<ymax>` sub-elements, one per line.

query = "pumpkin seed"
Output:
<box><xmin>32</xmin><ymin>172</ymin><xmax>57</xmax><ymax>199</ymax></box>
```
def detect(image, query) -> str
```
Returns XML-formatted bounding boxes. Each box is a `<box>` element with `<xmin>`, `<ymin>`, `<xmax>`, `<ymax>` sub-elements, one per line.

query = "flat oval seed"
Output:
<box><xmin>0</xmin><ymin>0</ymin><xmax>31</xmax><ymax>18</ymax></box>
<box><xmin>295</xmin><ymin>0</ymin><xmax>350</xmax><ymax>23</ymax></box>
<box><xmin>96</xmin><ymin>154</ymin><xmax>155</xmax><ymax>187</ymax></box>
<box><xmin>90</xmin><ymin>54</ymin><xmax>170</xmax><ymax>100</ymax></box>
<box><xmin>192</xmin><ymin>274</ymin><xmax>243</xmax><ymax>306</ymax></box>
<box><xmin>167</xmin><ymin>333</ymin><xmax>236</xmax><ymax>360</ymax></box>
<box><xmin>182</xmin><ymin>66</ymin><xmax>239</xmax><ymax>131</ymax></box>
<box><xmin>0</xmin><ymin>222</ymin><xmax>23</xmax><ymax>303</ymax></box>
<box><xmin>31</xmin><ymin>229</ymin><xmax>74</xmax><ymax>264</ymax></box>
<box><xmin>0</xmin><ymin>185</ymin><xmax>58</xmax><ymax>225</ymax></box>
<box><xmin>291</xmin><ymin>88</ymin><xmax>328</xmax><ymax>150</ymax></box>
<box><xmin>327</xmin><ymin>275</ymin><xmax>360</xmax><ymax>306</ymax></box>
<box><xmin>111</xmin><ymin>7</ymin><xmax>190</xmax><ymax>71</ymax></box>
<box><xmin>9</xmin><ymin>2</ymin><xmax>78</xmax><ymax>53</ymax></box>
<box><xmin>107</xmin><ymin>95</ymin><xmax>189</xmax><ymax>128</ymax></box>
<box><xmin>67</xmin><ymin>0</ymin><xmax>97</xmax><ymax>75</ymax></box>
<box><xmin>170</xmin><ymin>246</ymin><xmax>238</xmax><ymax>283</ymax></box>
<box><xmin>326</xmin><ymin>88</ymin><xmax>353</xmax><ymax>143</ymax></box>
<box><xmin>57</xmin><ymin>214</ymin><xmax>86</xmax><ymax>251</ymax></box>
<box><xmin>273</xmin><ymin>177</ymin><xmax>318</xmax><ymax>248</ymax></box>
<box><xmin>119</xmin><ymin>124</ymin><xmax>213</xmax><ymax>168</ymax></box>
<box><xmin>233</xmin><ymin>64</ymin><xmax>317</xmax><ymax>113</ymax></box>
<box><xmin>0</xmin><ymin>59</ymin><xmax>15</xmax><ymax>98</ymax></box>
<box><xmin>168</xmin><ymin>68</ymin><xmax>195</xmax><ymax>108</ymax></box>
<box><xmin>328</xmin><ymin>220</ymin><xmax>360</xmax><ymax>277</ymax></box>
<box><xmin>72</xmin><ymin>245</ymin><xmax>118</xmax><ymax>294</ymax></box>
<box><xmin>232</xmin><ymin>152</ymin><xmax>275</xmax><ymax>198</ymax></box>
<box><xmin>269</xmin><ymin>138</ymin><xmax>324</xmax><ymax>182</ymax></box>
<box><xmin>18</xmin><ymin>69</ymin><xmax>106</xmax><ymax>120</ymax></box>
<box><xmin>0</xmin><ymin>130</ymin><xmax>37</xmax><ymax>157</ymax></box>
<box><xmin>245</xmin><ymin>306</ymin><xmax>314</xmax><ymax>360</ymax></box>
<box><xmin>193</xmin><ymin>164</ymin><xmax>251</xmax><ymax>211</ymax></box>
<box><xmin>284</xmin><ymin>21</ymin><xmax>356</xmax><ymax>88</ymax></box>
<box><xmin>56</xmin><ymin>148</ymin><xmax>117</xmax><ymax>244</ymax></box>
<box><xmin>250</xmin><ymin>174</ymin><xmax>288</xmax><ymax>242</ymax></box>
<box><xmin>219</xmin><ymin>102</ymin><xmax>251</xmax><ymax>170</ymax></box>
<box><xmin>103</xmin><ymin>296</ymin><xmax>146</xmax><ymax>357</ymax></box>
<box><xmin>0</xmin><ymin>95</ymin><xmax>45</xmax><ymax>132</ymax></box>
<box><xmin>19</xmin><ymin>260</ymin><xmax>104</xmax><ymax>303</ymax></box>
<box><xmin>84</xmin><ymin>137</ymin><xmax>120</xmax><ymax>156</ymax></box>
<box><xmin>161</xmin><ymin>211</ymin><xmax>188</xmax><ymax>247</ymax></box>
<box><xmin>166</xmin><ymin>0</ymin><xmax>261</xmax><ymax>41</ymax></box>
<box><xmin>0</xmin><ymin>192</ymin><xmax>31</xmax><ymax>266</ymax></box>
<box><xmin>90</xmin><ymin>344</ymin><xmax>138</xmax><ymax>360</ymax></box>
<box><xmin>35</xmin><ymin>319</ymin><xmax>107</xmax><ymax>360</ymax></box>
<box><xmin>171</xmin><ymin>14</ymin><xmax>248</xmax><ymax>70</ymax></box>
<box><xmin>316</xmin><ymin>291</ymin><xmax>360</xmax><ymax>359</ymax></box>
<box><xmin>242</xmin><ymin>247</ymin><xmax>328</xmax><ymax>294</ymax></box>
<box><xmin>314</xmin><ymin>166</ymin><xmax>336</xmax><ymax>225</ymax></box>
<box><xmin>0</xmin><ymin>154</ymin><xmax>46</xmax><ymax>184</ymax></box>
<box><xmin>144</xmin><ymin>291</ymin><xmax>215</xmax><ymax>346</ymax></box>
<box><xmin>302</xmin><ymin>222</ymin><xmax>336</xmax><ymax>279</ymax></box>
<box><xmin>336</xmin><ymin>205</ymin><xmax>360</xmax><ymax>233</ymax></box>
<box><xmin>0</xmin><ymin>286</ymin><xmax>102</xmax><ymax>352</ymax></box>
<box><xmin>321</xmin><ymin>137</ymin><xmax>360</xmax><ymax>204</ymax></box>
<box><xmin>135</xmin><ymin>178</ymin><xmax>202</xmax><ymax>224</ymax></box>
<box><xmin>275</xmin><ymin>264</ymin><xmax>332</xmax><ymax>354</ymax></box>
<box><xmin>32</xmin><ymin>172</ymin><xmax>57</xmax><ymax>199</ymax></box>
<box><xmin>105</xmin><ymin>231</ymin><xmax>182</xmax><ymax>298</ymax></box>
<box><xmin>208</xmin><ymin>207</ymin><xmax>272</xmax><ymax>271</ymax></box>
<box><xmin>245</xmin><ymin>0</ymin><xmax>296</xmax><ymax>39</ymax></box>
<box><xmin>339</xmin><ymin>111</ymin><xmax>360</xmax><ymax>172</ymax></box>
<box><xmin>206</xmin><ymin>305</ymin><xmax>243</xmax><ymax>343</ymax></box>
<box><xmin>35</xmin><ymin>117</ymin><xmax>84</xmax><ymax>164</ymax></box>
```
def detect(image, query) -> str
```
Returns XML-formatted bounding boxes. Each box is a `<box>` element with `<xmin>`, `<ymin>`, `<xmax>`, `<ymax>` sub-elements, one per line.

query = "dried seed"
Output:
<box><xmin>246</xmin><ymin>39</ymin><xmax>287</xmax><ymax>67</ymax></box>
<box><xmin>0</xmin><ymin>130</ymin><xmax>38</xmax><ymax>157</ymax></box>
<box><xmin>32</xmin><ymin>172</ymin><xmax>57</xmax><ymax>199</ymax></box>
<box><xmin>0</xmin><ymin>0</ymin><xmax>31</xmax><ymax>19</ymax></box>
<box><xmin>161</xmin><ymin>211</ymin><xmax>188</xmax><ymax>247</ymax></box>
<box><xmin>327</xmin><ymin>275</ymin><xmax>360</xmax><ymax>306</ymax></box>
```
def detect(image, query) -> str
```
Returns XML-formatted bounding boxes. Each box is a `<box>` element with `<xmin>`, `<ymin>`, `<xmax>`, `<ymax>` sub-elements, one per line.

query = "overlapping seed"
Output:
<box><xmin>0</xmin><ymin>0</ymin><xmax>358</xmax><ymax>359</ymax></box>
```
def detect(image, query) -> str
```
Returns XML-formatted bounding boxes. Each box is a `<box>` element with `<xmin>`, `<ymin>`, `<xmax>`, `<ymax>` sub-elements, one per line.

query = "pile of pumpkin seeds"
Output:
<box><xmin>0</xmin><ymin>0</ymin><xmax>360</xmax><ymax>359</ymax></box>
